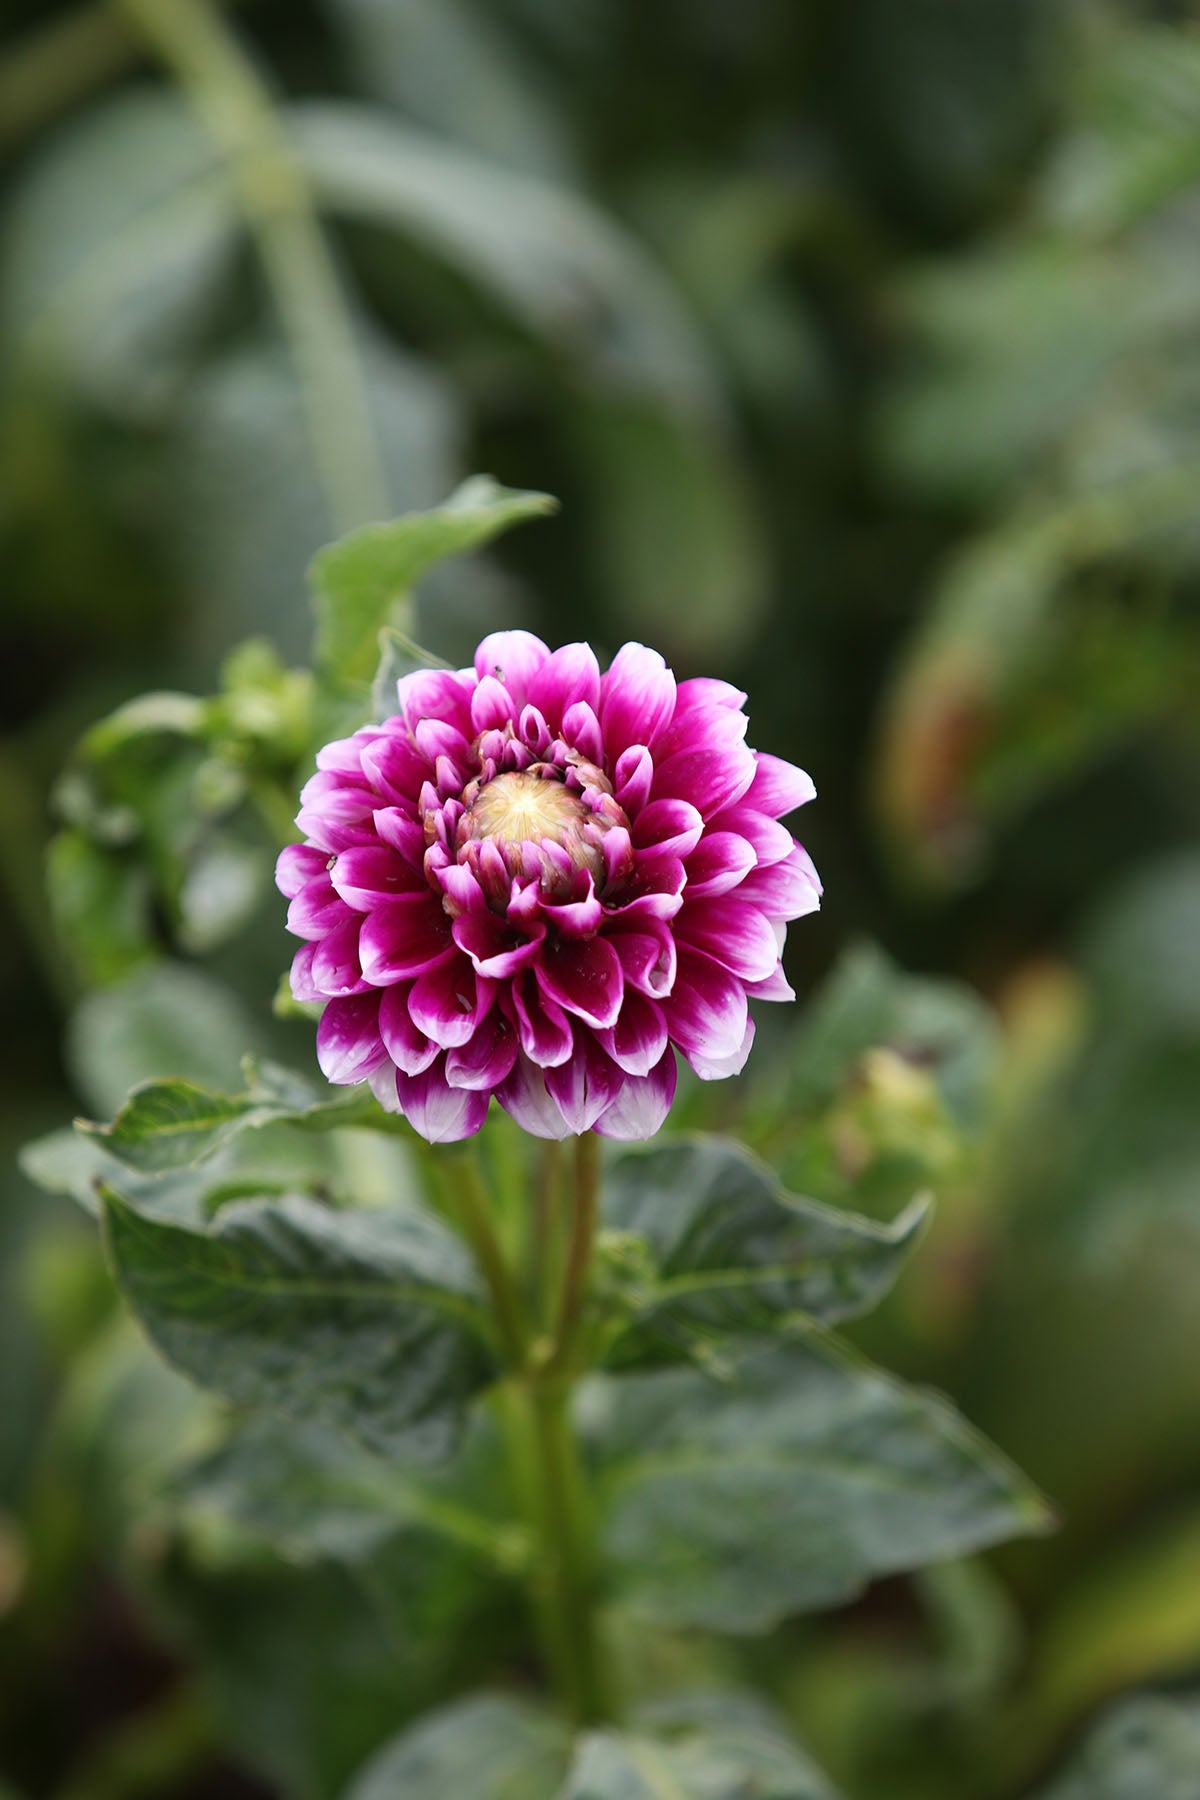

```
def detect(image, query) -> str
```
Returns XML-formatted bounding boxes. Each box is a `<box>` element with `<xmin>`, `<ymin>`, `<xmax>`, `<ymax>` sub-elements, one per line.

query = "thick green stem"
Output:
<box><xmin>523</xmin><ymin>1375</ymin><xmax>609</xmax><ymax>1727</ymax></box>
<box><xmin>116</xmin><ymin>0</ymin><xmax>387</xmax><ymax>534</ymax></box>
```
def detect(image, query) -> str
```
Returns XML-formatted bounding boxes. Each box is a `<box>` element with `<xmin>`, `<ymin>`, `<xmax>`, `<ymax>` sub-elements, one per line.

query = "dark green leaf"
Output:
<box><xmin>1034</xmin><ymin>1692</ymin><xmax>1200</xmax><ymax>1799</ymax></box>
<box><xmin>601</xmin><ymin>1136</ymin><xmax>928</xmax><ymax>1366</ymax></box>
<box><xmin>587</xmin><ymin>1334</ymin><xmax>1052</xmax><ymax>1634</ymax></box>
<box><xmin>102</xmin><ymin>1189</ymin><xmax>497</xmax><ymax>1461</ymax></box>
<box><xmin>345</xmin><ymin>1694</ymin><xmax>569</xmax><ymax>1800</ymax></box>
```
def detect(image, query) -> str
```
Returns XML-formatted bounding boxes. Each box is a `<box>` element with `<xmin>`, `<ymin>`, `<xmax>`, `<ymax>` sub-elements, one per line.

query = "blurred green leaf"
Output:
<box><xmin>344</xmin><ymin>1694</ymin><xmax>569</xmax><ymax>1800</ymax></box>
<box><xmin>561</xmin><ymin>1695</ymin><xmax>840</xmax><ymax>1799</ymax></box>
<box><xmin>102</xmin><ymin>1188</ymin><xmax>497</xmax><ymax>1460</ymax></box>
<box><xmin>1033</xmin><ymin>1692</ymin><xmax>1200</xmax><ymax>1799</ymax></box>
<box><xmin>600</xmin><ymin>1135</ymin><xmax>929</xmax><ymax>1368</ymax></box>
<box><xmin>587</xmin><ymin>1334</ymin><xmax>1051</xmax><ymax>1634</ymax></box>
<box><xmin>310</xmin><ymin>475</ymin><xmax>557</xmax><ymax>733</ymax></box>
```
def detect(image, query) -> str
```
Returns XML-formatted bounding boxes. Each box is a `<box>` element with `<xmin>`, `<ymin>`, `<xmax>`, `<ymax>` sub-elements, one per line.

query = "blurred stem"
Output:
<box><xmin>451</xmin><ymin>1151</ymin><xmax>528</xmax><ymax>1369</ymax></box>
<box><xmin>533</xmin><ymin>1136</ymin><xmax>565</xmax><ymax>1330</ymax></box>
<box><xmin>115</xmin><ymin>0</ymin><xmax>387</xmax><ymax>534</ymax></box>
<box><xmin>549</xmin><ymin>1131</ymin><xmax>600</xmax><ymax>1373</ymax></box>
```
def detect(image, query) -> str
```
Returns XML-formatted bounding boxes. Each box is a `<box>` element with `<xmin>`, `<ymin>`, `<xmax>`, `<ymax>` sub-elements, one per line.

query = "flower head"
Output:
<box><xmin>277</xmin><ymin>633</ymin><xmax>820</xmax><ymax>1142</ymax></box>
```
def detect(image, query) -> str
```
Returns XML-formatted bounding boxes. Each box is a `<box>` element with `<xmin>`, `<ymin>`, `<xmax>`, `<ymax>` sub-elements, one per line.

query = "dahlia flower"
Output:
<box><xmin>277</xmin><ymin>634</ymin><xmax>820</xmax><ymax>1142</ymax></box>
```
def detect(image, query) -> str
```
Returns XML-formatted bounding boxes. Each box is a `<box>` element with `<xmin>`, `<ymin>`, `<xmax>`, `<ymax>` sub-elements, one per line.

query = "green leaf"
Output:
<box><xmin>1033</xmin><ymin>1692</ymin><xmax>1200</xmax><ymax>1799</ymax></box>
<box><xmin>77</xmin><ymin>1060</ymin><xmax>406</xmax><ymax>1175</ymax></box>
<box><xmin>345</xmin><ymin>1694</ymin><xmax>569</xmax><ymax>1800</ymax></box>
<box><xmin>101</xmin><ymin>1189</ymin><xmax>497</xmax><ymax>1461</ymax></box>
<box><xmin>309</xmin><ymin>475</ymin><xmax>557</xmax><ymax>732</ymax></box>
<box><xmin>601</xmin><ymin>1136</ymin><xmax>928</xmax><ymax>1367</ymax></box>
<box><xmin>587</xmin><ymin>1334</ymin><xmax>1052</xmax><ymax>1634</ymax></box>
<box><xmin>561</xmin><ymin>1698</ymin><xmax>840</xmax><ymax>1800</ymax></box>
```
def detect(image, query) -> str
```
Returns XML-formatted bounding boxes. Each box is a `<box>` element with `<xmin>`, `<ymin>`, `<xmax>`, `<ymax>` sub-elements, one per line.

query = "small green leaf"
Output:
<box><xmin>560</xmin><ymin>1699</ymin><xmax>840</xmax><ymax>1800</ymax></box>
<box><xmin>309</xmin><ymin>476</ymin><xmax>557</xmax><ymax>732</ymax></box>
<box><xmin>601</xmin><ymin>1136</ymin><xmax>928</xmax><ymax>1366</ymax></box>
<box><xmin>101</xmin><ymin>1189</ymin><xmax>497</xmax><ymax>1461</ymax></box>
<box><xmin>344</xmin><ymin>1695</ymin><xmax>569</xmax><ymax>1800</ymax></box>
<box><xmin>1033</xmin><ymin>1692</ymin><xmax>1200</xmax><ymax>1799</ymax></box>
<box><xmin>587</xmin><ymin>1334</ymin><xmax>1052</xmax><ymax>1635</ymax></box>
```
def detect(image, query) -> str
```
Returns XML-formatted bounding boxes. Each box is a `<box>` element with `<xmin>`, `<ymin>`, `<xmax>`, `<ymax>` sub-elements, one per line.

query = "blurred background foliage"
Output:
<box><xmin>2</xmin><ymin>0</ymin><xmax>1200</xmax><ymax>1796</ymax></box>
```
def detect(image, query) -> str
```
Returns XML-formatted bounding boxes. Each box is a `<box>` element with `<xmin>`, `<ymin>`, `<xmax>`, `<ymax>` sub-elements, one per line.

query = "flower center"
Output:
<box><xmin>460</xmin><ymin>770</ymin><xmax>592</xmax><ymax>849</ymax></box>
<box><xmin>454</xmin><ymin>762</ymin><xmax>633</xmax><ymax>910</ymax></box>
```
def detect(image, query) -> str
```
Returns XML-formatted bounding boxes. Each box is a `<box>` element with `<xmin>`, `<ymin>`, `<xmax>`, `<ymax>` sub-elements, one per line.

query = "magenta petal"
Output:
<box><xmin>510</xmin><ymin>973</ymin><xmax>574</xmax><ymax>1067</ymax></box>
<box><xmin>372</xmin><ymin>808</ymin><xmax>427</xmax><ymax>866</ymax></box>
<box><xmin>359</xmin><ymin>735</ymin><xmax>429</xmax><ymax>805</ymax></box>
<box><xmin>316</xmin><ymin>993</ymin><xmax>387</xmax><ymax>1084</ymax></box>
<box><xmin>613</xmin><ymin>744</ymin><xmax>654</xmax><ymax>813</ymax></box>
<box><xmin>676</xmin><ymin>897</ymin><xmax>782</xmax><ymax>982</ymax></box>
<box><xmin>276</xmin><ymin>843</ymin><xmax>327</xmax><ymax>899</ymax></box>
<box><xmin>315</xmin><ymin>733</ymin><xmax>371</xmax><ymax>775</ymax></box>
<box><xmin>289</xmin><ymin>942</ymin><xmax>321</xmax><ymax>1003</ymax></box>
<box><xmin>561</xmin><ymin>701</ymin><xmax>603</xmax><ymax>764</ymax></box>
<box><xmin>609</xmin><ymin>924</ymin><xmax>677</xmax><ymax>999</ymax></box>
<box><xmin>470</xmin><ymin>674</ymin><xmax>516</xmax><ymax>734</ymax></box>
<box><xmin>538</xmin><ymin>878</ymin><xmax>603</xmax><ymax>939</ymax></box>
<box><xmin>452</xmin><ymin>911</ymin><xmax>545</xmax><ymax>977</ymax></box>
<box><xmin>664</xmin><ymin>945</ymin><xmax>749</xmax><ymax>1066</ymax></box>
<box><xmin>744</xmin><ymin>965</ymin><xmax>797</xmax><ymax>1003</ymax></box>
<box><xmin>747</xmin><ymin>752</ymin><xmax>816</xmax><ymax>819</ymax></box>
<box><xmin>593</xmin><ymin>1049</ymin><xmax>678</xmax><ymax>1140</ymax></box>
<box><xmin>287</xmin><ymin>874</ymin><xmax>348</xmax><ymax>941</ymax></box>
<box><xmin>709</xmin><ymin>806</ymin><xmax>794</xmax><ymax>869</ymax></box>
<box><xmin>496</xmin><ymin>1054</ymin><xmax>573</xmax><ymax>1140</ymax></box>
<box><xmin>528</xmin><ymin>642</ymin><xmax>601</xmax><ymax>731</ymax></box>
<box><xmin>737</xmin><ymin>844</ymin><xmax>822</xmax><ymax>919</ymax></box>
<box><xmin>687</xmin><ymin>1016</ymin><xmax>755</xmax><ymax>1080</ymax></box>
<box><xmin>432</xmin><ymin>861</ymin><xmax>488</xmax><ymax>917</ymax></box>
<box><xmin>396</xmin><ymin>667</ymin><xmax>475</xmax><ymax>736</ymax></box>
<box><xmin>409</xmin><ymin>960</ymin><xmax>493</xmax><ymax>1050</ymax></box>
<box><xmin>537</xmin><ymin>935</ymin><xmax>624</xmax><ymax>1029</ymax></box>
<box><xmin>684</xmin><ymin>831</ymin><xmax>757</xmax><ymax>899</ymax></box>
<box><xmin>369</xmin><ymin>1062</ymin><xmax>401</xmax><ymax>1111</ymax></box>
<box><xmin>359</xmin><ymin>896</ymin><xmax>455</xmax><ymax>984</ymax></box>
<box><xmin>330</xmin><ymin>845</ymin><xmax>422</xmax><ymax>910</ymax></box>
<box><xmin>474</xmin><ymin>631</ymin><xmax>551</xmax><ymax>705</ymax></box>
<box><xmin>311</xmin><ymin>916</ymin><xmax>370</xmax><ymax>997</ymax></box>
<box><xmin>599</xmin><ymin>643</ymin><xmax>677</xmax><ymax>759</ymax></box>
<box><xmin>597</xmin><ymin>989</ymin><xmax>668</xmax><ymax>1077</ymax></box>
<box><xmin>394</xmin><ymin>1063</ymin><xmax>490</xmax><ymax>1143</ymax></box>
<box><xmin>630</xmin><ymin>798</ymin><xmax>704</xmax><ymax>859</ymax></box>
<box><xmin>445</xmin><ymin>1014</ymin><xmax>518</xmax><ymax>1090</ymax></box>
<box><xmin>545</xmin><ymin>1031</ymin><xmax>623</xmax><ymax>1133</ymax></box>
<box><xmin>652</xmin><ymin>741</ymin><xmax>756</xmax><ymax>819</ymax></box>
<box><xmin>378</xmin><ymin>985</ymin><xmax>440</xmax><ymax>1075</ymax></box>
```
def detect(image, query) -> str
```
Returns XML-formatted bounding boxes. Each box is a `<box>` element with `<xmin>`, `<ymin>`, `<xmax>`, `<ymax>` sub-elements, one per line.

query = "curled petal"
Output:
<box><xmin>359</xmin><ymin>896</ymin><xmax>455</xmax><ymax>984</ymax></box>
<box><xmin>594</xmin><ymin>1049</ymin><xmax>678</xmax><ymax>1140</ymax></box>
<box><xmin>453</xmin><ymin>910</ymin><xmax>545</xmax><ymax>977</ymax></box>
<box><xmin>311</xmin><ymin>916</ymin><xmax>370</xmax><ymax>997</ymax></box>
<box><xmin>470</xmin><ymin>675</ymin><xmax>517</xmax><ymax>734</ymax></box>
<box><xmin>510</xmin><ymin>973</ymin><xmax>574</xmax><ymax>1067</ymax></box>
<box><xmin>652</xmin><ymin>740</ymin><xmax>756</xmax><ymax>820</ymax></box>
<box><xmin>330</xmin><ymin>845</ymin><xmax>423</xmax><ymax>910</ymax></box>
<box><xmin>709</xmin><ymin>806</ymin><xmax>794</xmax><ymax>868</ymax></box>
<box><xmin>609</xmin><ymin>924</ymin><xmax>676</xmax><ymax>999</ymax></box>
<box><xmin>397</xmin><ymin>668</ymin><xmax>476</xmax><ymax>737</ymax></box>
<box><xmin>394</xmin><ymin>1063</ymin><xmax>490</xmax><ymax>1142</ymax></box>
<box><xmin>613</xmin><ymin>744</ymin><xmax>654</xmax><ymax>814</ymax></box>
<box><xmin>474</xmin><ymin>631</ymin><xmax>551</xmax><ymax>705</ymax></box>
<box><xmin>537</xmin><ymin>935</ymin><xmax>624</xmax><ymax>1029</ymax></box>
<box><xmin>687</xmin><ymin>1016</ymin><xmax>756</xmax><ymax>1081</ymax></box>
<box><xmin>316</xmin><ymin>993</ymin><xmax>387</xmax><ymax>1084</ymax></box>
<box><xmin>445</xmin><ymin>1013</ymin><xmax>518</xmax><ymax>1090</ymax></box>
<box><xmin>276</xmin><ymin>842</ymin><xmax>327</xmax><ymax>899</ymax></box>
<box><xmin>545</xmin><ymin>1030</ymin><xmax>624</xmax><ymax>1133</ymax></box>
<box><xmin>597</xmin><ymin>989</ymin><xmax>668</xmax><ymax>1077</ymax></box>
<box><xmin>683</xmin><ymin>831</ymin><xmax>757</xmax><ymax>899</ymax></box>
<box><xmin>737</xmin><ymin>843</ymin><xmax>822</xmax><ymax>919</ymax></box>
<box><xmin>496</xmin><ymin>1054</ymin><xmax>574</xmax><ymax>1140</ymax></box>
<box><xmin>528</xmin><ymin>642</ymin><xmax>601</xmax><ymax>730</ymax></box>
<box><xmin>289</xmin><ymin>941</ymin><xmax>321</xmax><ymax>1003</ymax></box>
<box><xmin>599</xmin><ymin>643</ymin><xmax>677</xmax><ymax>758</ymax></box>
<box><xmin>287</xmin><ymin>874</ymin><xmax>347</xmax><ymax>941</ymax></box>
<box><xmin>561</xmin><ymin>700</ymin><xmax>604</xmax><ymax>764</ymax></box>
<box><xmin>409</xmin><ymin>959</ymin><xmax>494</xmax><ymax>1050</ymax></box>
<box><xmin>379</xmin><ymin>985</ymin><xmax>440</xmax><ymax>1075</ymax></box>
<box><xmin>747</xmin><ymin>752</ymin><xmax>816</xmax><ymax>819</ymax></box>
<box><xmin>631</xmin><ymin>798</ymin><xmax>704</xmax><ymax>860</ymax></box>
<box><xmin>663</xmin><ymin>945</ymin><xmax>749</xmax><ymax>1069</ymax></box>
<box><xmin>358</xmin><ymin>734</ymin><xmax>429</xmax><ymax>806</ymax></box>
<box><xmin>676</xmin><ymin>897</ymin><xmax>784</xmax><ymax>983</ymax></box>
<box><xmin>372</xmin><ymin>808</ymin><xmax>427</xmax><ymax>866</ymax></box>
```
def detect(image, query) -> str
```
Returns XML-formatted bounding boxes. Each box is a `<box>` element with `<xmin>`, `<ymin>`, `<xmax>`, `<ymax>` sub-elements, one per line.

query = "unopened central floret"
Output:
<box><xmin>453</xmin><ymin>759</ymin><xmax>633</xmax><ymax>909</ymax></box>
<box><xmin>461</xmin><ymin>769</ymin><xmax>591</xmax><ymax>849</ymax></box>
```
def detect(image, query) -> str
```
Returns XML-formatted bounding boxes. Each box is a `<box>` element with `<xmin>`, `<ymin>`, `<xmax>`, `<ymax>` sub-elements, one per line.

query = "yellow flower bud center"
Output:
<box><xmin>466</xmin><ymin>770</ymin><xmax>591</xmax><ymax>847</ymax></box>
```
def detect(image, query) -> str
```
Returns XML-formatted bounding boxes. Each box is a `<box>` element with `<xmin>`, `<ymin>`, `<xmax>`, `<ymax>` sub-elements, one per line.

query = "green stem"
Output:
<box><xmin>551</xmin><ymin>1131</ymin><xmax>600</xmax><ymax>1372</ymax></box>
<box><xmin>534</xmin><ymin>1136</ymin><xmax>565</xmax><ymax>1331</ymax></box>
<box><xmin>116</xmin><ymin>0</ymin><xmax>387</xmax><ymax>534</ymax></box>
<box><xmin>452</xmin><ymin>1153</ymin><xmax>527</xmax><ymax>1370</ymax></box>
<box><xmin>524</xmin><ymin>1375</ymin><xmax>608</xmax><ymax>1727</ymax></box>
